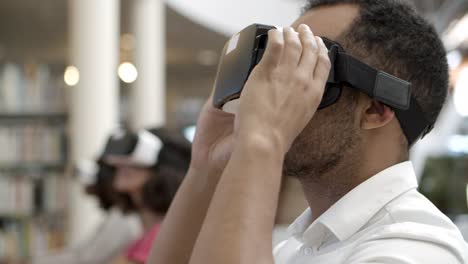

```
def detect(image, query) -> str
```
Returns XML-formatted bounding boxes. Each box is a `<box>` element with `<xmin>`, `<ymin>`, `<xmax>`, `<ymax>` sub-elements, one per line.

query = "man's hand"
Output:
<box><xmin>190</xmin><ymin>95</ymin><xmax>235</xmax><ymax>175</ymax></box>
<box><xmin>236</xmin><ymin>25</ymin><xmax>330</xmax><ymax>154</ymax></box>
<box><xmin>189</xmin><ymin>24</ymin><xmax>330</xmax><ymax>264</ymax></box>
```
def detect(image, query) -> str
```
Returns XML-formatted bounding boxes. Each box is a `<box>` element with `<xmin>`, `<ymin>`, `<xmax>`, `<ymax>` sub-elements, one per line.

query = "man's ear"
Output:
<box><xmin>360</xmin><ymin>99</ymin><xmax>395</xmax><ymax>130</ymax></box>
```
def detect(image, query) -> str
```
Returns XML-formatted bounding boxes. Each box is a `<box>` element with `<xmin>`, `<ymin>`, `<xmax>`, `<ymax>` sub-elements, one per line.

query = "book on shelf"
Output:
<box><xmin>0</xmin><ymin>125</ymin><xmax>66</xmax><ymax>165</ymax></box>
<box><xmin>0</xmin><ymin>63</ymin><xmax>66</xmax><ymax>113</ymax></box>
<box><xmin>0</xmin><ymin>215</ymin><xmax>66</xmax><ymax>260</ymax></box>
<box><xmin>0</xmin><ymin>62</ymin><xmax>69</xmax><ymax>261</ymax></box>
<box><xmin>0</xmin><ymin>172</ymin><xmax>68</xmax><ymax>260</ymax></box>
<box><xmin>39</xmin><ymin>173</ymin><xmax>68</xmax><ymax>213</ymax></box>
<box><xmin>0</xmin><ymin>173</ymin><xmax>67</xmax><ymax>217</ymax></box>
<box><xmin>0</xmin><ymin>176</ymin><xmax>33</xmax><ymax>216</ymax></box>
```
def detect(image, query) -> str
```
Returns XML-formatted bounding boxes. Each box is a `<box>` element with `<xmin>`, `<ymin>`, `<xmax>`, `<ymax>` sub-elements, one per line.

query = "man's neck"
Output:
<box><xmin>299</xmin><ymin>151</ymin><xmax>405</xmax><ymax>222</ymax></box>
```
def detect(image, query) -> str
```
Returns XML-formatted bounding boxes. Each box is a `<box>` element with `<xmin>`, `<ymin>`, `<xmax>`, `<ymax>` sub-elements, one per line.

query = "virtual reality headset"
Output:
<box><xmin>213</xmin><ymin>24</ymin><xmax>432</xmax><ymax>146</ymax></box>
<box><xmin>103</xmin><ymin>128</ymin><xmax>163</xmax><ymax>167</ymax></box>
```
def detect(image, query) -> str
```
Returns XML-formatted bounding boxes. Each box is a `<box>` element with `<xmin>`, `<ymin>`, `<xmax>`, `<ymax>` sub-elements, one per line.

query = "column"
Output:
<box><xmin>68</xmin><ymin>0</ymin><xmax>120</xmax><ymax>246</ymax></box>
<box><xmin>130</xmin><ymin>0</ymin><xmax>166</xmax><ymax>130</ymax></box>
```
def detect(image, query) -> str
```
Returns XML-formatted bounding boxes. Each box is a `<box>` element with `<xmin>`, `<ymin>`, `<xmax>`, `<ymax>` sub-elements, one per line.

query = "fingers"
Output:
<box><xmin>258</xmin><ymin>29</ymin><xmax>284</xmax><ymax>69</ymax></box>
<box><xmin>313</xmin><ymin>37</ymin><xmax>332</xmax><ymax>83</ymax></box>
<box><xmin>294</xmin><ymin>25</ymin><xmax>330</xmax><ymax>106</ymax></box>
<box><xmin>297</xmin><ymin>24</ymin><xmax>319</xmax><ymax>80</ymax></box>
<box><xmin>257</xmin><ymin>24</ymin><xmax>330</xmax><ymax>85</ymax></box>
<box><xmin>279</xmin><ymin>27</ymin><xmax>302</xmax><ymax>68</ymax></box>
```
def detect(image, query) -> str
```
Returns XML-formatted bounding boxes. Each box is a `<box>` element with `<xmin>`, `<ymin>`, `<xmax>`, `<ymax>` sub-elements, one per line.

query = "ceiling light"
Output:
<box><xmin>64</xmin><ymin>66</ymin><xmax>80</xmax><ymax>86</ymax></box>
<box><xmin>118</xmin><ymin>62</ymin><xmax>138</xmax><ymax>83</ymax></box>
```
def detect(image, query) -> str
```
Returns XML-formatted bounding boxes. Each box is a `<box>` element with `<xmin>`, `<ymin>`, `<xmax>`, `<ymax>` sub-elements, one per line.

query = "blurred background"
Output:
<box><xmin>0</xmin><ymin>0</ymin><xmax>466</xmax><ymax>263</ymax></box>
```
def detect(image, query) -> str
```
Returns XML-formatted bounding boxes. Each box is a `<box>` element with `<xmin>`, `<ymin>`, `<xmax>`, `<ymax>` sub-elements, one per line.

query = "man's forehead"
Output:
<box><xmin>291</xmin><ymin>4</ymin><xmax>360</xmax><ymax>40</ymax></box>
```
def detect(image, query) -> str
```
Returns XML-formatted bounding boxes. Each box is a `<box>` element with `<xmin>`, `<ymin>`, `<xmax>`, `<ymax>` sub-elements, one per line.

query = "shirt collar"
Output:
<box><xmin>288</xmin><ymin>161</ymin><xmax>418</xmax><ymax>248</ymax></box>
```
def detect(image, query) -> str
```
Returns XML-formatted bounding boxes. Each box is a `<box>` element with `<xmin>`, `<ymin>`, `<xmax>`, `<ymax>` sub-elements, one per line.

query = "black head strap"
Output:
<box><xmin>324</xmin><ymin>38</ymin><xmax>431</xmax><ymax>146</ymax></box>
<box><xmin>333</xmin><ymin>51</ymin><xmax>412</xmax><ymax>110</ymax></box>
<box><xmin>394</xmin><ymin>97</ymin><xmax>433</xmax><ymax>146</ymax></box>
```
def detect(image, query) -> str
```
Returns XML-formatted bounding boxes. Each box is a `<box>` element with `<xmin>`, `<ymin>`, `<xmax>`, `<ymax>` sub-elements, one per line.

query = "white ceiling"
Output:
<box><xmin>167</xmin><ymin>0</ymin><xmax>305</xmax><ymax>36</ymax></box>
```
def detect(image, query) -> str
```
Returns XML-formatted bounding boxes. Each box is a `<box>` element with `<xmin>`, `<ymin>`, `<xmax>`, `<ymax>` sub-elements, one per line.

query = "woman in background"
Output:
<box><xmin>34</xmin><ymin>132</ymin><xmax>143</xmax><ymax>264</ymax></box>
<box><xmin>105</xmin><ymin>128</ymin><xmax>191</xmax><ymax>264</ymax></box>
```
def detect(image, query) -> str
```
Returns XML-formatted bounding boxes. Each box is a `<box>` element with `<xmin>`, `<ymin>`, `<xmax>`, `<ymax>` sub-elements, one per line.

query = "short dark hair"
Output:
<box><xmin>304</xmin><ymin>0</ymin><xmax>449</xmax><ymax>144</ymax></box>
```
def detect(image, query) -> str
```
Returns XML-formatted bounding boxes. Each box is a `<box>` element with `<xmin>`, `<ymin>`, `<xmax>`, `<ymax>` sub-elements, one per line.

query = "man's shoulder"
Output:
<box><xmin>383</xmin><ymin>188</ymin><xmax>457</xmax><ymax>229</ymax></box>
<box><xmin>365</xmin><ymin>189</ymin><xmax>468</xmax><ymax>261</ymax></box>
<box><xmin>347</xmin><ymin>233</ymin><xmax>466</xmax><ymax>263</ymax></box>
<box><xmin>356</xmin><ymin>187</ymin><xmax>468</xmax><ymax>264</ymax></box>
<box><xmin>274</xmin><ymin>189</ymin><xmax>468</xmax><ymax>263</ymax></box>
<box><xmin>346</xmin><ymin>221</ymin><xmax>468</xmax><ymax>264</ymax></box>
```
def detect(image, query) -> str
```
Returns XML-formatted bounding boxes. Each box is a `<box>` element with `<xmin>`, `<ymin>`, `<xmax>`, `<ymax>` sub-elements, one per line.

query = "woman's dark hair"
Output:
<box><xmin>118</xmin><ymin>128</ymin><xmax>191</xmax><ymax>214</ymax></box>
<box><xmin>85</xmin><ymin>161</ymin><xmax>119</xmax><ymax>211</ymax></box>
<box><xmin>142</xmin><ymin>128</ymin><xmax>191</xmax><ymax>215</ymax></box>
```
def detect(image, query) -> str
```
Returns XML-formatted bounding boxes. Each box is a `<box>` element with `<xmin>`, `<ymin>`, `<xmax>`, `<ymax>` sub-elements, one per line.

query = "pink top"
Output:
<box><xmin>126</xmin><ymin>224</ymin><xmax>160</xmax><ymax>263</ymax></box>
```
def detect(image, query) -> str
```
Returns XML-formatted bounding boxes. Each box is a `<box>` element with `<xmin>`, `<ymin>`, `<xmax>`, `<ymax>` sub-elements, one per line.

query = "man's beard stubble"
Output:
<box><xmin>283</xmin><ymin>90</ymin><xmax>361</xmax><ymax>182</ymax></box>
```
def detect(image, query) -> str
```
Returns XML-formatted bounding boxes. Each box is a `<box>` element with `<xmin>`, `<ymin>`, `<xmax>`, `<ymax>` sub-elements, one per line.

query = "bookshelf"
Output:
<box><xmin>0</xmin><ymin>63</ymin><xmax>69</xmax><ymax>262</ymax></box>
<box><xmin>0</xmin><ymin>164</ymin><xmax>65</xmax><ymax>173</ymax></box>
<box><xmin>0</xmin><ymin>113</ymin><xmax>67</xmax><ymax>123</ymax></box>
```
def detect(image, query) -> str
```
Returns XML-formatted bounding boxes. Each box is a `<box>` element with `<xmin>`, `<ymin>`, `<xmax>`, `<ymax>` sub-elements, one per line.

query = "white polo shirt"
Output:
<box><xmin>274</xmin><ymin>162</ymin><xmax>468</xmax><ymax>264</ymax></box>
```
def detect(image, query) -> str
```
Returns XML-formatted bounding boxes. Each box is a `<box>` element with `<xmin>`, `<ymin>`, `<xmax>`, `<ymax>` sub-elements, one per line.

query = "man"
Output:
<box><xmin>149</xmin><ymin>0</ymin><xmax>468</xmax><ymax>263</ymax></box>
